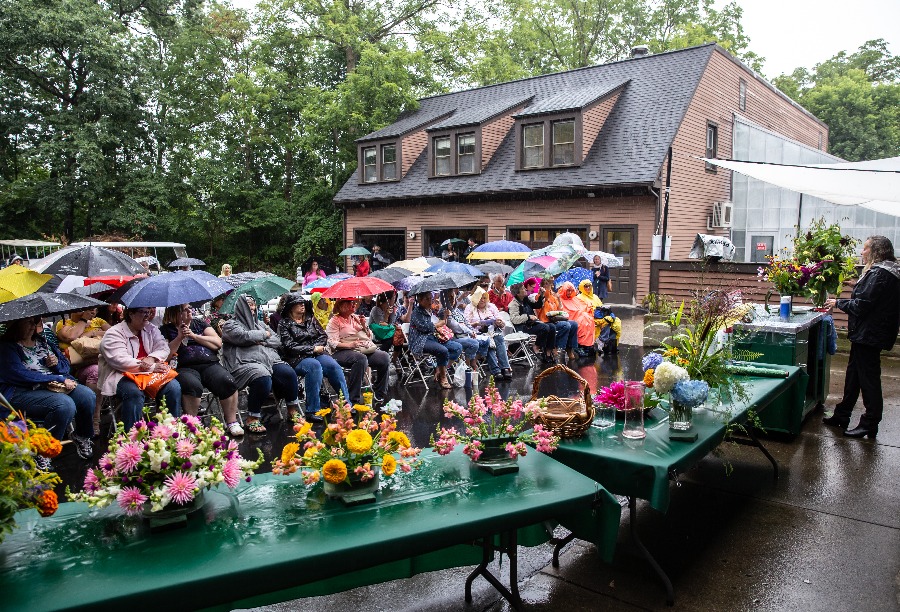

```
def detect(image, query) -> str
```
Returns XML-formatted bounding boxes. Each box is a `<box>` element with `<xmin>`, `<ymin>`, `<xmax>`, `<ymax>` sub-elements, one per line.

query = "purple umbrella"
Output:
<box><xmin>119</xmin><ymin>270</ymin><xmax>235</xmax><ymax>308</ymax></box>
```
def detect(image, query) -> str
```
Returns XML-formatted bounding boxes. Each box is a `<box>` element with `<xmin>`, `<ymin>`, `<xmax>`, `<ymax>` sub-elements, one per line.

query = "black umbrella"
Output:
<box><xmin>475</xmin><ymin>262</ymin><xmax>514</xmax><ymax>275</ymax></box>
<box><xmin>72</xmin><ymin>282</ymin><xmax>115</xmax><ymax>296</ymax></box>
<box><xmin>106</xmin><ymin>277</ymin><xmax>146</xmax><ymax>304</ymax></box>
<box><xmin>369</xmin><ymin>267</ymin><xmax>412</xmax><ymax>285</ymax></box>
<box><xmin>407</xmin><ymin>273</ymin><xmax>478</xmax><ymax>295</ymax></box>
<box><xmin>37</xmin><ymin>274</ymin><xmax>66</xmax><ymax>293</ymax></box>
<box><xmin>167</xmin><ymin>257</ymin><xmax>206</xmax><ymax>268</ymax></box>
<box><xmin>300</xmin><ymin>256</ymin><xmax>337</xmax><ymax>276</ymax></box>
<box><xmin>0</xmin><ymin>292</ymin><xmax>108</xmax><ymax>323</ymax></box>
<box><xmin>32</xmin><ymin>245</ymin><xmax>144</xmax><ymax>276</ymax></box>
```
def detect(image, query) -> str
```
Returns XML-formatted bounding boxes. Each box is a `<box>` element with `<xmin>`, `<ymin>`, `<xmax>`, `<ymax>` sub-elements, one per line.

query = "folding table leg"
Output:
<box><xmin>629</xmin><ymin>497</ymin><xmax>674</xmax><ymax>606</ymax></box>
<box><xmin>551</xmin><ymin>531</ymin><xmax>576</xmax><ymax>568</ymax></box>
<box><xmin>464</xmin><ymin>531</ymin><xmax>523</xmax><ymax>610</ymax></box>
<box><xmin>745</xmin><ymin>426</ymin><xmax>779</xmax><ymax>480</ymax></box>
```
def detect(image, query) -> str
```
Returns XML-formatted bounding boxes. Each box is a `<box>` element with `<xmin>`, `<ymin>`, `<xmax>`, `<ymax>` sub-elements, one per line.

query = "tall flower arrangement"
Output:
<box><xmin>69</xmin><ymin>406</ymin><xmax>264</xmax><ymax>515</ymax></box>
<box><xmin>0</xmin><ymin>408</ymin><xmax>62</xmax><ymax>542</ymax></box>
<box><xmin>432</xmin><ymin>382</ymin><xmax>558</xmax><ymax>461</ymax></box>
<box><xmin>274</xmin><ymin>402</ymin><xmax>422</xmax><ymax>485</ymax></box>
<box><xmin>793</xmin><ymin>218</ymin><xmax>859</xmax><ymax>307</ymax></box>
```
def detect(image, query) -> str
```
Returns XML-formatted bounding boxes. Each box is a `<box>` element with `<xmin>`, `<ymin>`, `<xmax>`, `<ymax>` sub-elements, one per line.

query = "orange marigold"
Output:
<box><xmin>643</xmin><ymin>368</ymin><xmax>655</xmax><ymax>388</ymax></box>
<box><xmin>29</xmin><ymin>430</ymin><xmax>62</xmax><ymax>458</ymax></box>
<box><xmin>37</xmin><ymin>489</ymin><xmax>58</xmax><ymax>517</ymax></box>
<box><xmin>322</xmin><ymin>459</ymin><xmax>348</xmax><ymax>484</ymax></box>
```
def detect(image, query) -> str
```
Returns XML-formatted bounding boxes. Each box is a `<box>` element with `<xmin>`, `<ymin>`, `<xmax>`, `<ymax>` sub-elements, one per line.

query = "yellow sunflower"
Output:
<box><xmin>345</xmin><ymin>429</ymin><xmax>373</xmax><ymax>454</ymax></box>
<box><xmin>381</xmin><ymin>454</ymin><xmax>397</xmax><ymax>476</ymax></box>
<box><xmin>322</xmin><ymin>459</ymin><xmax>348</xmax><ymax>484</ymax></box>
<box><xmin>281</xmin><ymin>442</ymin><xmax>300</xmax><ymax>464</ymax></box>
<box><xmin>353</xmin><ymin>404</ymin><xmax>371</xmax><ymax>412</ymax></box>
<box><xmin>387</xmin><ymin>431</ymin><xmax>411</xmax><ymax>449</ymax></box>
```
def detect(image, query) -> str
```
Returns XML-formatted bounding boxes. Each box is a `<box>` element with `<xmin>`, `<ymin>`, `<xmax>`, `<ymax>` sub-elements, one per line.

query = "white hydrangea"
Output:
<box><xmin>654</xmin><ymin>361</ymin><xmax>689</xmax><ymax>394</ymax></box>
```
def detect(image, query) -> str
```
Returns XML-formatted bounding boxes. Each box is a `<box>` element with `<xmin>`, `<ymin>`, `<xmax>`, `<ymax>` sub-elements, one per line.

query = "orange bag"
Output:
<box><xmin>123</xmin><ymin>369</ymin><xmax>178</xmax><ymax>399</ymax></box>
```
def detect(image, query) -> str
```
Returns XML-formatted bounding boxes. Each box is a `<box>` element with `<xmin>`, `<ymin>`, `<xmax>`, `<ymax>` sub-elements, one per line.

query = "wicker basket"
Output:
<box><xmin>529</xmin><ymin>364</ymin><xmax>595</xmax><ymax>438</ymax></box>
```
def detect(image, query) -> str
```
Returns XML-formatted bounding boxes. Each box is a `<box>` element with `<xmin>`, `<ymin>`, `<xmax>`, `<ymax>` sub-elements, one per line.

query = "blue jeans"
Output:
<box><xmin>4</xmin><ymin>383</ymin><xmax>95</xmax><ymax>440</ymax></box>
<box><xmin>421</xmin><ymin>338</ymin><xmax>462</xmax><ymax>367</ymax></box>
<box><xmin>294</xmin><ymin>355</ymin><xmax>350</xmax><ymax>413</ymax></box>
<box><xmin>116</xmin><ymin>376</ymin><xmax>182</xmax><ymax>432</ymax></box>
<box><xmin>456</xmin><ymin>337</ymin><xmax>480</xmax><ymax>360</ymax></box>
<box><xmin>552</xmin><ymin>321</ymin><xmax>580</xmax><ymax>350</ymax></box>
<box><xmin>484</xmin><ymin>334</ymin><xmax>511</xmax><ymax>374</ymax></box>
<box><xmin>246</xmin><ymin>363</ymin><xmax>299</xmax><ymax>418</ymax></box>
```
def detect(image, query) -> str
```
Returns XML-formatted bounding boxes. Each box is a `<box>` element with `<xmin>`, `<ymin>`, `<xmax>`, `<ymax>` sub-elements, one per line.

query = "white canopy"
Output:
<box><xmin>702</xmin><ymin>156</ymin><xmax>900</xmax><ymax>215</ymax></box>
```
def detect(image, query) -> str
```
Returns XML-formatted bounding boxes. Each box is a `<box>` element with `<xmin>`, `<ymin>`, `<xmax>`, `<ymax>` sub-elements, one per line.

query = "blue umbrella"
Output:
<box><xmin>423</xmin><ymin>262</ymin><xmax>485</xmax><ymax>276</ymax></box>
<box><xmin>554</xmin><ymin>267</ymin><xmax>593</xmax><ymax>289</ymax></box>
<box><xmin>394</xmin><ymin>275</ymin><xmax>426</xmax><ymax>292</ymax></box>
<box><xmin>305</xmin><ymin>273</ymin><xmax>352</xmax><ymax>290</ymax></box>
<box><xmin>119</xmin><ymin>270</ymin><xmax>234</xmax><ymax>308</ymax></box>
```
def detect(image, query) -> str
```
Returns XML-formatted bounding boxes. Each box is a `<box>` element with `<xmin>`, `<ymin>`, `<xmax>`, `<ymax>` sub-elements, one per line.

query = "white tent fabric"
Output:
<box><xmin>702</xmin><ymin>156</ymin><xmax>900</xmax><ymax>215</ymax></box>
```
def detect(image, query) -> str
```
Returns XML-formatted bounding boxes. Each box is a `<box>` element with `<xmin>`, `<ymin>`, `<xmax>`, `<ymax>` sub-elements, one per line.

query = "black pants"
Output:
<box><xmin>515</xmin><ymin>321</ymin><xmax>556</xmax><ymax>353</ymax></box>
<box><xmin>177</xmin><ymin>362</ymin><xmax>238</xmax><ymax>399</ymax></box>
<box><xmin>834</xmin><ymin>342</ymin><xmax>883</xmax><ymax>427</ymax></box>
<box><xmin>332</xmin><ymin>349</ymin><xmax>390</xmax><ymax>404</ymax></box>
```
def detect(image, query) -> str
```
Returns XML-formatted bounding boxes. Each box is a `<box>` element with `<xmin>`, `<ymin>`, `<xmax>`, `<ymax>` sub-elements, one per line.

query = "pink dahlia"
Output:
<box><xmin>595</xmin><ymin>381</ymin><xmax>626</xmax><ymax>410</ymax></box>
<box><xmin>164</xmin><ymin>471</ymin><xmax>197</xmax><ymax>505</ymax></box>
<box><xmin>115</xmin><ymin>443</ymin><xmax>143</xmax><ymax>473</ymax></box>
<box><xmin>175</xmin><ymin>439</ymin><xmax>196</xmax><ymax>460</ymax></box>
<box><xmin>117</xmin><ymin>486</ymin><xmax>148</xmax><ymax>516</ymax></box>
<box><xmin>222</xmin><ymin>458</ymin><xmax>241</xmax><ymax>488</ymax></box>
<box><xmin>83</xmin><ymin>469</ymin><xmax>101</xmax><ymax>493</ymax></box>
<box><xmin>151</xmin><ymin>424</ymin><xmax>175</xmax><ymax>440</ymax></box>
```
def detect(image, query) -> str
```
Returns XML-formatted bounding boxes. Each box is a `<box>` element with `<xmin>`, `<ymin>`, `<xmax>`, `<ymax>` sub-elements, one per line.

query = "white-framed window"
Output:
<box><xmin>705</xmin><ymin>121</ymin><xmax>718</xmax><ymax>172</ymax></box>
<box><xmin>363</xmin><ymin>147</ymin><xmax>377</xmax><ymax>182</ymax></box>
<box><xmin>381</xmin><ymin>144</ymin><xmax>397</xmax><ymax>180</ymax></box>
<box><xmin>457</xmin><ymin>133</ymin><xmax>476</xmax><ymax>174</ymax></box>
<box><xmin>551</xmin><ymin>120</ymin><xmax>575</xmax><ymax>166</ymax></box>
<box><xmin>434</xmin><ymin>136</ymin><xmax>451</xmax><ymax>176</ymax></box>
<box><xmin>522</xmin><ymin>124</ymin><xmax>544</xmax><ymax>168</ymax></box>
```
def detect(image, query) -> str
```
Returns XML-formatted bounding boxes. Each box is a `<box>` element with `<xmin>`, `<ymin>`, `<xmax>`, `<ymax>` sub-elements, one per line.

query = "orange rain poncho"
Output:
<box><xmin>557</xmin><ymin>281</ymin><xmax>595</xmax><ymax>346</ymax></box>
<box><xmin>578</xmin><ymin>280</ymin><xmax>621</xmax><ymax>340</ymax></box>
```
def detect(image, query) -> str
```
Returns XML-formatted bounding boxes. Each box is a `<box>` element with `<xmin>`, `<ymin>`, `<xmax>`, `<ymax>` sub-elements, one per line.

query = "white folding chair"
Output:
<box><xmin>498</xmin><ymin>311</ymin><xmax>535</xmax><ymax>368</ymax></box>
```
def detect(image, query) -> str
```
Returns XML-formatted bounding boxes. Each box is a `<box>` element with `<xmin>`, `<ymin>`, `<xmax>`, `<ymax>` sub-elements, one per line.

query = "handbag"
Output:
<box><xmin>369</xmin><ymin>322</ymin><xmax>396</xmax><ymax>342</ymax></box>
<box><xmin>65</xmin><ymin>346</ymin><xmax>84</xmax><ymax>367</ymax></box>
<box><xmin>71</xmin><ymin>336</ymin><xmax>101</xmax><ymax>358</ymax></box>
<box><xmin>124</xmin><ymin>369</ymin><xmax>178</xmax><ymax>399</ymax></box>
<box><xmin>547</xmin><ymin>310</ymin><xmax>569</xmax><ymax>323</ymax></box>
<box><xmin>435</xmin><ymin>324</ymin><xmax>455</xmax><ymax>343</ymax></box>
<box><xmin>344</xmin><ymin>330</ymin><xmax>378</xmax><ymax>355</ymax></box>
<box><xmin>46</xmin><ymin>380</ymin><xmax>71</xmax><ymax>394</ymax></box>
<box><xmin>392</xmin><ymin>326</ymin><xmax>407</xmax><ymax>347</ymax></box>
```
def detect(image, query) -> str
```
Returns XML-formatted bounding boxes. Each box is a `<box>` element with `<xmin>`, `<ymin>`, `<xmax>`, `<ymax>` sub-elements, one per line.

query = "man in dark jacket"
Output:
<box><xmin>824</xmin><ymin>236</ymin><xmax>900</xmax><ymax>438</ymax></box>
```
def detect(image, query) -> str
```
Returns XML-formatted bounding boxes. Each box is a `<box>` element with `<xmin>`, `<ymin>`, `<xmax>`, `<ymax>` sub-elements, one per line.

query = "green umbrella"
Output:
<box><xmin>218</xmin><ymin>275</ymin><xmax>296</xmax><ymax>314</ymax></box>
<box><xmin>339</xmin><ymin>246</ymin><xmax>371</xmax><ymax>257</ymax></box>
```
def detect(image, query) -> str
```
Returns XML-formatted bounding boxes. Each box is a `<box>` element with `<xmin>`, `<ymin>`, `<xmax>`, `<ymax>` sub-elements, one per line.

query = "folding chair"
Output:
<box><xmin>498</xmin><ymin>312</ymin><xmax>535</xmax><ymax>368</ymax></box>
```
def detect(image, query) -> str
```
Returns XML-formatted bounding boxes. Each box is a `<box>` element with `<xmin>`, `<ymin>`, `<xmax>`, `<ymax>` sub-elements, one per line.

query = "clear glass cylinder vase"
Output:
<box><xmin>669</xmin><ymin>398</ymin><xmax>693</xmax><ymax>431</ymax></box>
<box><xmin>622</xmin><ymin>381</ymin><xmax>646</xmax><ymax>439</ymax></box>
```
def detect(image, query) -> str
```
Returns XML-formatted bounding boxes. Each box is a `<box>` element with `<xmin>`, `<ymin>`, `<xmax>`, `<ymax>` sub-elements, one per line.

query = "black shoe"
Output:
<box><xmin>304</xmin><ymin>412</ymin><xmax>324</xmax><ymax>424</ymax></box>
<box><xmin>844</xmin><ymin>424</ymin><xmax>877</xmax><ymax>439</ymax></box>
<box><xmin>501</xmin><ymin>369</ymin><xmax>513</xmax><ymax>381</ymax></box>
<box><xmin>822</xmin><ymin>414</ymin><xmax>849</xmax><ymax>428</ymax></box>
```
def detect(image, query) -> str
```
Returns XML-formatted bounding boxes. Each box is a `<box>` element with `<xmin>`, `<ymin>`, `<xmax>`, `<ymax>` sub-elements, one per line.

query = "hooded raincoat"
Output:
<box><xmin>310</xmin><ymin>292</ymin><xmax>333</xmax><ymax>330</ymax></box>
<box><xmin>221</xmin><ymin>296</ymin><xmax>286</xmax><ymax>389</ymax></box>
<box><xmin>557</xmin><ymin>282</ymin><xmax>595</xmax><ymax>346</ymax></box>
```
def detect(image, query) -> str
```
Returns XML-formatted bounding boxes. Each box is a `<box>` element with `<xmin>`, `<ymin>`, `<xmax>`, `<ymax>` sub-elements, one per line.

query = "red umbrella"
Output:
<box><xmin>84</xmin><ymin>274</ymin><xmax>145</xmax><ymax>289</ymax></box>
<box><xmin>320</xmin><ymin>276</ymin><xmax>394</xmax><ymax>299</ymax></box>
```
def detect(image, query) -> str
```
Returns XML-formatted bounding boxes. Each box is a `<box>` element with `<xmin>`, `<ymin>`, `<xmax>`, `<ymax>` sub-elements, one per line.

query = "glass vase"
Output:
<box><xmin>472</xmin><ymin>436</ymin><xmax>519</xmax><ymax>475</ymax></box>
<box><xmin>669</xmin><ymin>398</ymin><xmax>693</xmax><ymax>431</ymax></box>
<box><xmin>622</xmin><ymin>381</ymin><xmax>646</xmax><ymax>439</ymax></box>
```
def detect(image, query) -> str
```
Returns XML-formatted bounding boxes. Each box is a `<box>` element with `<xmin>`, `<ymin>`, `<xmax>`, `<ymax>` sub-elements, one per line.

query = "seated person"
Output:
<box><xmin>99</xmin><ymin>307</ymin><xmax>182</xmax><ymax>433</ymax></box>
<box><xmin>557</xmin><ymin>281</ymin><xmax>597</xmax><ymax>354</ymax></box>
<box><xmin>0</xmin><ymin>316</ymin><xmax>95</xmax><ymax>460</ymax></box>
<box><xmin>56</xmin><ymin>307</ymin><xmax>109</xmax><ymax>435</ymax></box>
<box><xmin>488</xmin><ymin>274</ymin><xmax>513</xmax><ymax>312</ymax></box>
<box><xmin>278</xmin><ymin>293</ymin><xmax>351</xmax><ymax>417</ymax></box>
<box><xmin>356</xmin><ymin>295</ymin><xmax>375</xmax><ymax>318</ymax></box>
<box><xmin>577</xmin><ymin>280</ymin><xmax>621</xmax><ymax>354</ymax></box>
<box><xmin>160</xmin><ymin>304</ymin><xmax>243</xmax><ymax>437</ymax></box>
<box><xmin>407</xmin><ymin>292</ymin><xmax>462</xmax><ymax>389</ymax></box>
<box><xmin>447</xmin><ymin>288</ymin><xmax>511</xmax><ymax>380</ymax></box>
<box><xmin>206</xmin><ymin>293</ymin><xmax>232</xmax><ymax>337</ymax></box>
<box><xmin>508</xmin><ymin>282</ymin><xmax>556</xmax><ymax>364</ymax></box>
<box><xmin>326</xmin><ymin>299</ymin><xmax>390</xmax><ymax>405</ymax></box>
<box><xmin>369</xmin><ymin>292</ymin><xmax>400</xmax><ymax>354</ymax></box>
<box><xmin>537</xmin><ymin>278</ymin><xmax>582</xmax><ymax>361</ymax></box>
<box><xmin>311</xmin><ymin>292</ymin><xmax>333</xmax><ymax>329</ymax></box>
<box><xmin>221</xmin><ymin>295</ymin><xmax>301</xmax><ymax>433</ymax></box>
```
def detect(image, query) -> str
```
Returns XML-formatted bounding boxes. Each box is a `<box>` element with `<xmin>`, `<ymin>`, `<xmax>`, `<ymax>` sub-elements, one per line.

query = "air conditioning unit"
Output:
<box><xmin>710</xmin><ymin>201</ymin><xmax>733</xmax><ymax>228</ymax></box>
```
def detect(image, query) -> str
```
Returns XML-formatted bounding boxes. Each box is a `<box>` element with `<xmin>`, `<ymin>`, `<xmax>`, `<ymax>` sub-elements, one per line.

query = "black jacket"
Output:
<box><xmin>836</xmin><ymin>261</ymin><xmax>900</xmax><ymax>350</ymax></box>
<box><xmin>277</xmin><ymin>293</ymin><xmax>328</xmax><ymax>365</ymax></box>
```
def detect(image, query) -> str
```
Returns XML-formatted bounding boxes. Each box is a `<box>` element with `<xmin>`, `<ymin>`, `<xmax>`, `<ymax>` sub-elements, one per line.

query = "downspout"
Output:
<box><xmin>648</xmin><ymin>186</ymin><xmax>661</xmax><ymax>234</ymax></box>
<box><xmin>660</xmin><ymin>146</ymin><xmax>673</xmax><ymax>260</ymax></box>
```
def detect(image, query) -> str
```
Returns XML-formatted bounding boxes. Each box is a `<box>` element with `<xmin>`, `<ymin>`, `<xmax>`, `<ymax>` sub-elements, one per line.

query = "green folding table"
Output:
<box><xmin>0</xmin><ymin>448</ymin><xmax>621</xmax><ymax>612</ymax></box>
<box><xmin>550</xmin><ymin>366</ymin><xmax>803</xmax><ymax>605</ymax></box>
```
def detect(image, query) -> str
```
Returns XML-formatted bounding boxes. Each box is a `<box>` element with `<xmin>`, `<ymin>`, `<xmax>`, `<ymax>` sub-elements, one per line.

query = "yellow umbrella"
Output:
<box><xmin>0</xmin><ymin>266</ymin><xmax>52</xmax><ymax>303</ymax></box>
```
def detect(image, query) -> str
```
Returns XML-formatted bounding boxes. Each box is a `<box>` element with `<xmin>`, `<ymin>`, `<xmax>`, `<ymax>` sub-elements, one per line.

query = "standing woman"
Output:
<box><xmin>407</xmin><ymin>292</ymin><xmax>462</xmax><ymax>389</ymax></box>
<box><xmin>278</xmin><ymin>293</ymin><xmax>351</xmax><ymax>417</ymax></box>
<box><xmin>160</xmin><ymin>304</ymin><xmax>243</xmax><ymax>437</ymax></box>
<box><xmin>354</xmin><ymin>256</ymin><xmax>370</xmax><ymax>277</ymax></box>
<box><xmin>824</xmin><ymin>236</ymin><xmax>900</xmax><ymax>438</ymax></box>
<box><xmin>591</xmin><ymin>255</ymin><xmax>610</xmax><ymax>300</ymax></box>
<box><xmin>221</xmin><ymin>296</ymin><xmax>302</xmax><ymax>433</ymax></box>
<box><xmin>326</xmin><ymin>299</ymin><xmax>390</xmax><ymax>404</ymax></box>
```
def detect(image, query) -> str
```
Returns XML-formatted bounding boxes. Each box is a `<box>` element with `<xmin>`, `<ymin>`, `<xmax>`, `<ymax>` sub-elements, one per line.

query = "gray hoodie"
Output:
<box><xmin>221</xmin><ymin>296</ymin><xmax>286</xmax><ymax>388</ymax></box>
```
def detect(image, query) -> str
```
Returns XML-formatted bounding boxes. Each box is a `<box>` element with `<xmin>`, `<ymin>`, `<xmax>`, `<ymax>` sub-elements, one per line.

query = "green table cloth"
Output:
<box><xmin>551</xmin><ymin>366</ymin><xmax>803</xmax><ymax>513</ymax></box>
<box><xmin>0</xmin><ymin>448</ymin><xmax>620</xmax><ymax>612</ymax></box>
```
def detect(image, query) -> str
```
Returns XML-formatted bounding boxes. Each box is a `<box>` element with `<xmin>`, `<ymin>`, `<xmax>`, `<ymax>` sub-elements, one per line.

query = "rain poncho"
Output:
<box><xmin>577</xmin><ymin>280</ymin><xmax>621</xmax><ymax>341</ymax></box>
<box><xmin>310</xmin><ymin>292</ymin><xmax>333</xmax><ymax>330</ymax></box>
<box><xmin>557</xmin><ymin>282</ymin><xmax>595</xmax><ymax>346</ymax></box>
<box><xmin>221</xmin><ymin>295</ymin><xmax>285</xmax><ymax>389</ymax></box>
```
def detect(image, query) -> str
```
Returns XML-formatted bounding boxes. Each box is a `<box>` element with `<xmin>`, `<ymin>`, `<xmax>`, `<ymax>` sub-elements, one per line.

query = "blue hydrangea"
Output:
<box><xmin>641</xmin><ymin>352</ymin><xmax>664</xmax><ymax>372</ymax></box>
<box><xmin>671</xmin><ymin>380</ymin><xmax>709</xmax><ymax>408</ymax></box>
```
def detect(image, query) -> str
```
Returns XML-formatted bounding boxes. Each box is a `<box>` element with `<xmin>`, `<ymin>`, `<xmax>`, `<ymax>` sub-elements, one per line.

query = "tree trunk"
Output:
<box><xmin>284</xmin><ymin>148</ymin><xmax>293</xmax><ymax>201</ymax></box>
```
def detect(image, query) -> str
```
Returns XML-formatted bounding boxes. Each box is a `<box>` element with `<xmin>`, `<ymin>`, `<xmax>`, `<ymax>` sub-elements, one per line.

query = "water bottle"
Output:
<box><xmin>170</xmin><ymin>354</ymin><xmax>178</xmax><ymax>369</ymax></box>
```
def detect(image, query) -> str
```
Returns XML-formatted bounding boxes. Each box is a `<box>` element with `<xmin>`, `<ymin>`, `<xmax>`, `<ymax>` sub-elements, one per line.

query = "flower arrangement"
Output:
<box><xmin>68</xmin><ymin>406</ymin><xmax>264</xmax><ymax>515</ymax></box>
<box><xmin>758</xmin><ymin>253</ymin><xmax>807</xmax><ymax>296</ymax></box>
<box><xmin>273</xmin><ymin>402</ymin><xmax>422</xmax><ymax>485</ymax></box>
<box><xmin>793</xmin><ymin>218</ymin><xmax>859</xmax><ymax>307</ymax></box>
<box><xmin>432</xmin><ymin>381</ymin><xmax>559</xmax><ymax>461</ymax></box>
<box><xmin>0</xmin><ymin>407</ymin><xmax>62</xmax><ymax>543</ymax></box>
<box><xmin>671</xmin><ymin>380</ymin><xmax>710</xmax><ymax>408</ymax></box>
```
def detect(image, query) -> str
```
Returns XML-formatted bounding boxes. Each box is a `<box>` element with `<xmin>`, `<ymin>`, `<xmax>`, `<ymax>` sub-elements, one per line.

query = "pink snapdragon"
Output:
<box><xmin>433</xmin><ymin>428</ymin><xmax>459</xmax><ymax>455</ymax></box>
<box><xmin>462</xmin><ymin>440</ymin><xmax>483</xmax><ymax>461</ymax></box>
<box><xmin>532</xmin><ymin>425</ymin><xmax>558</xmax><ymax>453</ymax></box>
<box><xmin>354</xmin><ymin>462</ymin><xmax>376</xmax><ymax>482</ymax></box>
<box><xmin>117</xmin><ymin>486</ymin><xmax>148</xmax><ymax>516</ymax></box>
<box><xmin>302</xmin><ymin>470</ymin><xmax>321</xmax><ymax>485</ymax></box>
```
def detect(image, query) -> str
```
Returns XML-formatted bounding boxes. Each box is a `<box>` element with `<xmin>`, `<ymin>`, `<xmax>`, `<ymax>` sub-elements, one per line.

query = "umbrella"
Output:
<box><xmin>475</xmin><ymin>262</ymin><xmax>513</xmax><ymax>275</ymax></box>
<box><xmin>72</xmin><ymin>282</ymin><xmax>116</xmax><ymax>296</ymax></box>
<box><xmin>106</xmin><ymin>277</ymin><xmax>146</xmax><ymax>304</ymax></box>
<box><xmin>554</xmin><ymin>267</ymin><xmax>593</xmax><ymax>289</ymax></box>
<box><xmin>31</xmin><ymin>245</ymin><xmax>144</xmax><ymax>276</ymax></box>
<box><xmin>440</xmin><ymin>238</ymin><xmax>467</xmax><ymax>247</ymax></box>
<box><xmin>466</xmin><ymin>240</ymin><xmax>531</xmax><ymax>260</ymax></box>
<box><xmin>223</xmin><ymin>271</ymin><xmax>272</xmax><ymax>288</ymax></box>
<box><xmin>338</xmin><ymin>246</ymin><xmax>371</xmax><ymax>257</ymax></box>
<box><xmin>387</xmin><ymin>257</ymin><xmax>435</xmax><ymax>274</ymax></box>
<box><xmin>369</xmin><ymin>267</ymin><xmax>412</xmax><ymax>285</ymax></box>
<box><xmin>0</xmin><ymin>266</ymin><xmax>52</xmax><ymax>303</ymax></box>
<box><xmin>0</xmin><ymin>292</ymin><xmax>108</xmax><ymax>323</ymax></box>
<box><xmin>219</xmin><ymin>275</ymin><xmax>296</xmax><ymax>313</ymax></box>
<box><xmin>119</xmin><ymin>270</ymin><xmax>234</xmax><ymax>308</ymax></box>
<box><xmin>408</xmin><ymin>273</ymin><xmax>478</xmax><ymax>295</ymax></box>
<box><xmin>299</xmin><ymin>256</ymin><xmax>337</xmax><ymax>276</ymax></box>
<box><xmin>84</xmin><ymin>274</ymin><xmax>143</xmax><ymax>289</ymax></box>
<box><xmin>424</xmin><ymin>261</ymin><xmax>485</xmax><ymax>277</ymax></box>
<box><xmin>135</xmin><ymin>256</ymin><xmax>159</xmax><ymax>268</ymax></box>
<box><xmin>305</xmin><ymin>273</ymin><xmax>352</xmax><ymax>291</ymax></box>
<box><xmin>321</xmin><ymin>277</ymin><xmax>394</xmax><ymax>299</ymax></box>
<box><xmin>583</xmin><ymin>250</ymin><xmax>623</xmax><ymax>268</ymax></box>
<box><xmin>506</xmin><ymin>256</ymin><xmax>558</xmax><ymax>287</ymax></box>
<box><xmin>394</xmin><ymin>275</ymin><xmax>427</xmax><ymax>292</ymax></box>
<box><xmin>167</xmin><ymin>257</ymin><xmax>206</xmax><ymax>269</ymax></box>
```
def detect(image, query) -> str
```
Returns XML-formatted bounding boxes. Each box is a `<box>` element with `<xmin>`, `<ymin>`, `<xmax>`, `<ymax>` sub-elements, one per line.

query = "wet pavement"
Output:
<box><xmin>50</xmin><ymin>309</ymin><xmax>900</xmax><ymax>611</ymax></box>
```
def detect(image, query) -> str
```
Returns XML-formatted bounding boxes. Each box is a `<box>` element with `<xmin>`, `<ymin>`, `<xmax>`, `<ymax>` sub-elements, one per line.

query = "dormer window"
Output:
<box><xmin>522</xmin><ymin>124</ymin><xmax>543</xmax><ymax>168</ymax></box>
<box><xmin>434</xmin><ymin>137</ymin><xmax>451</xmax><ymax>176</ymax></box>
<box><xmin>363</xmin><ymin>147</ymin><xmax>377</xmax><ymax>182</ymax></box>
<box><xmin>382</xmin><ymin>144</ymin><xmax>397</xmax><ymax>180</ymax></box>
<box><xmin>552</xmin><ymin>120</ymin><xmax>575</xmax><ymax>166</ymax></box>
<box><xmin>458</xmin><ymin>133</ymin><xmax>476</xmax><ymax>174</ymax></box>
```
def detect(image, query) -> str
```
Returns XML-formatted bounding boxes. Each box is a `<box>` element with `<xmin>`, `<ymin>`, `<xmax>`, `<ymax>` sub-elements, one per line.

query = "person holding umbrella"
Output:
<box><xmin>99</xmin><ymin>307</ymin><xmax>182</xmax><ymax>432</ymax></box>
<box><xmin>508</xmin><ymin>282</ymin><xmax>556</xmax><ymax>364</ymax></box>
<box><xmin>0</xmin><ymin>315</ymin><xmax>96</xmax><ymax>461</ymax></box>
<box><xmin>326</xmin><ymin>298</ymin><xmax>390</xmax><ymax>404</ymax></box>
<box><xmin>591</xmin><ymin>255</ymin><xmax>610</xmax><ymax>300</ymax></box>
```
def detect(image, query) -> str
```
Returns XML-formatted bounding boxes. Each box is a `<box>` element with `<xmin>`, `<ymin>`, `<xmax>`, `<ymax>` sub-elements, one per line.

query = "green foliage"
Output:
<box><xmin>641</xmin><ymin>292</ymin><xmax>676</xmax><ymax>316</ymax></box>
<box><xmin>773</xmin><ymin>40</ymin><xmax>900</xmax><ymax>161</ymax></box>
<box><xmin>792</xmin><ymin>218</ymin><xmax>859</xmax><ymax>306</ymax></box>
